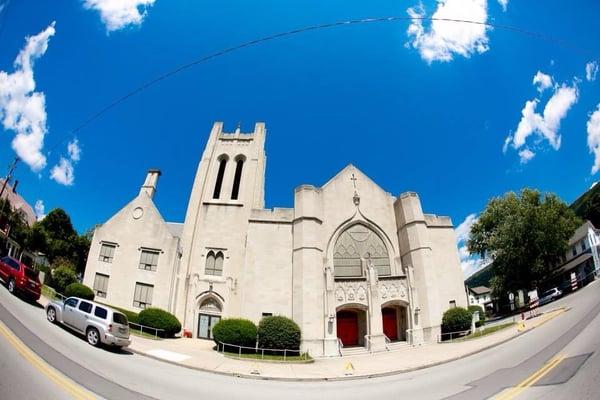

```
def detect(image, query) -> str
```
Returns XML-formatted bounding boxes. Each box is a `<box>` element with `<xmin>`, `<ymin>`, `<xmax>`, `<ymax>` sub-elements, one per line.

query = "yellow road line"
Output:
<box><xmin>0</xmin><ymin>320</ymin><xmax>96</xmax><ymax>400</ymax></box>
<box><xmin>495</xmin><ymin>353</ymin><xmax>566</xmax><ymax>400</ymax></box>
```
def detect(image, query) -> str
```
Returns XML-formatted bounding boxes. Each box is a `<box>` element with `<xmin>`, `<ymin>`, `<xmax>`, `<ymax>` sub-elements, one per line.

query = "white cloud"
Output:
<box><xmin>505</xmin><ymin>73</ymin><xmax>578</xmax><ymax>160</ymax></box>
<box><xmin>497</xmin><ymin>0</ymin><xmax>508</xmax><ymax>11</ymax></box>
<box><xmin>518</xmin><ymin>148</ymin><xmax>535</xmax><ymax>164</ymax></box>
<box><xmin>586</xmin><ymin>61</ymin><xmax>598</xmax><ymax>82</ymax></box>
<box><xmin>587</xmin><ymin>104</ymin><xmax>600</xmax><ymax>174</ymax></box>
<box><xmin>34</xmin><ymin>199</ymin><xmax>45</xmax><ymax>220</ymax></box>
<box><xmin>83</xmin><ymin>0</ymin><xmax>156</xmax><ymax>32</ymax></box>
<box><xmin>455</xmin><ymin>213</ymin><xmax>489</xmax><ymax>278</ymax></box>
<box><xmin>50</xmin><ymin>157</ymin><xmax>75</xmax><ymax>186</ymax></box>
<box><xmin>67</xmin><ymin>139</ymin><xmax>81</xmax><ymax>161</ymax></box>
<box><xmin>406</xmin><ymin>0</ymin><xmax>490</xmax><ymax>64</ymax></box>
<box><xmin>533</xmin><ymin>71</ymin><xmax>552</xmax><ymax>93</ymax></box>
<box><xmin>455</xmin><ymin>213</ymin><xmax>478</xmax><ymax>243</ymax></box>
<box><xmin>0</xmin><ymin>22</ymin><xmax>55</xmax><ymax>172</ymax></box>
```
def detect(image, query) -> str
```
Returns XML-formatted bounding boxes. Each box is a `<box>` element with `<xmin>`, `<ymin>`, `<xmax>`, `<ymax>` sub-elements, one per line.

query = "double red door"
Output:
<box><xmin>382</xmin><ymin>307</ymin><xmax>398</xmax><ymax>341</ymax></box>
<box><xmin>337</xmin><ymin>311</ymin><xmax>359</xmax><ymax>346</ymax></box>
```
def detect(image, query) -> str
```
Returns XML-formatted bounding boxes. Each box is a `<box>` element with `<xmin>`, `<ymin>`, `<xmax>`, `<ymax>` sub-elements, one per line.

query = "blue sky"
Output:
<box><xmin>1</xmin><ymin>0</ymin><xmax>599</xmax><ymax>277</ymax></box>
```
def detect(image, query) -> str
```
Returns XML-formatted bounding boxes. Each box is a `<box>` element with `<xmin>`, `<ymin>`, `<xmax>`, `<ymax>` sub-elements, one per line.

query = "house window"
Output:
<box><xmin>133</xmin><ymin>282</ymin><xmax>154</xmax><ymax>309</ymax></box>
<box><xmin>93</xmin><ymin>273</ymin><xmax>109</xmax><ymax>298</ymax></box>
<box><xmin>262</xmin><ymin>312</ymin><xmax>273</xmax><ymax>317</ymax></box>
<box><xmin>231</xmin><ymin>157</ymin><xmax>245</xmax><ymax>200</ymax></box>
<box><xmin>212</xmin><ymin>157</ymin><xmax>228</xmax><ymax>199</ymax></box>
<box><xmin>581</xmin><ymin>240</ymin><xmax>587</xmax><ymax>252</ymax></box>
<box><xmin>572</xmin><ymin>247</ymin><xmax>577</xmax><ymax>257</ymax></box>
<box><xmin>205</xmin><ymin>250</ymin><xmax>224</xmax><ymax>276</ymax></box>
<box><xmin>98</xmin><ymin>243</ymin><xmax>116</xmax><ymax>263</ymax></box>
<box><xmin>139</xmin><ymin>249</ymin><xmax>159</xmax><ymax>271</ymax></box>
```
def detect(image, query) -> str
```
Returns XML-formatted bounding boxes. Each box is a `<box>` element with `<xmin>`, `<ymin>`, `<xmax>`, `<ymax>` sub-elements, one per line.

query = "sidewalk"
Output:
<box><xmin>126</xmin><ymin>308</ymin><xmax>566</xmax><ymax>381</ymax></box>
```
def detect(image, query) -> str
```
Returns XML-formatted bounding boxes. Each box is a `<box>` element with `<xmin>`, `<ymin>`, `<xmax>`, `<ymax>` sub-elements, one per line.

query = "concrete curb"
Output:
<box><xmin>127</xmin><ymin>307</ymin><xmax>567</xmax><ymax>382</ymax></box>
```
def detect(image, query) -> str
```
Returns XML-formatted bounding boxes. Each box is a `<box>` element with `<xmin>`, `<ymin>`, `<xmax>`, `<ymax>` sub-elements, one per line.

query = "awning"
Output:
<box><xmin>555</xmin><ymin>253</ymin><xmax>592</xmax><ymax>275</ymax></box>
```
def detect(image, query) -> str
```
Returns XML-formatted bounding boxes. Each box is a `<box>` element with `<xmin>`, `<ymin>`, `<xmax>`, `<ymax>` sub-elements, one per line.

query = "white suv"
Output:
<box><xmin>45</xmin><ymin>297</ymin><xmax>131</xmax><ymax>348</ymax></box>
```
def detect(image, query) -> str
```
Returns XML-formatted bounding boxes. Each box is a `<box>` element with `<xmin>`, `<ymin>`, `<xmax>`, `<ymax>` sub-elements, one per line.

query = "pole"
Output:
<box><xmin>0</xmin><ymin>157</ymin><xmax>19</xmax><ymax>200</ymax></box>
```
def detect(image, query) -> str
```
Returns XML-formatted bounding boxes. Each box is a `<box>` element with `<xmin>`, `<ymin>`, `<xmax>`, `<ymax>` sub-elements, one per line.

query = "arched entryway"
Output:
<box><xmin>336</xmin><ymin>307</ymin><xmax>367</xmax><ymax>347</ymax></box>
<box><xmin>197</xmin><ymin>297</ymin><xmax>222</xmax><ymax>339</ymax></box>
<box><xmin>382</xmin><ymin>303</ymin><xmax>408</xmax><ymax>342</ymax></box>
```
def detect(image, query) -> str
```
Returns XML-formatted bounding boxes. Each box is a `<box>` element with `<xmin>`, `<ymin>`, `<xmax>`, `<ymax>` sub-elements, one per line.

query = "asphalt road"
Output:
<box><xmin>1</xmin><ymin>280</ymin><xmax>600</xmax><ymax>400</ymax></box>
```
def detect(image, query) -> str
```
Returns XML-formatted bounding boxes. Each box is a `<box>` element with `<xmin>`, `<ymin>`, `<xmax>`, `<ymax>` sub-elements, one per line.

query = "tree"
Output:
<box><xmin>584</xmin><ymin>191</ymin><xmax>600</xmax><ymax>228</ymax></box>
<box><xmin>468</xmin><ymin>189</ymin><xmax>580</xmax><ymax>294</ymax></box>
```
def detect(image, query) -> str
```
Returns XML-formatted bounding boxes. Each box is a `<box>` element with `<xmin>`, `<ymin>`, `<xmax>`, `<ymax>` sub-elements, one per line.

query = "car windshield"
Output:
<box><xmin>113</xmin><ymin>312</ymin><xmax>128</xmax><ymax>325</ymax></box>
<box><xmin>24</xmin><ymin>268</ymin><xmax>39</xmax><ymax>280</ymax></box>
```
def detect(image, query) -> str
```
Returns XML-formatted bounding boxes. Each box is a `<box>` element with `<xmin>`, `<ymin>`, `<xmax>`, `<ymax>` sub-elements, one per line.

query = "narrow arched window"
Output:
<box><xmin>231</xmin><ymin>157</ymin><xmax>244</xmax><ymax>200</ymax></box>
<box><xmin>205</xmin><ymin>251</ymin><xmax>216</xmax><ymax>275</ymax></box>
<box><xmin>213</xmin><ymin>158</ymin><xmax>228</xmax><ymax>199</ymax></box>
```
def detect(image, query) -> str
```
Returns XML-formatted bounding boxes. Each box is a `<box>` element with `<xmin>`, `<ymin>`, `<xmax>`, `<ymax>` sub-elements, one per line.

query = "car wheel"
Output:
<box><xmin>7</xmin><ymin>279</ymin><xmax>16</xmax><ymax>295</ymax></box>
<box><xmin>46</xmin><ymin>307</ymin><xmax>56</xmax><ymax>323</ymax></box>
<box><xmin>86</xmin><ymin>327</ymin><xmax>101</xmax><ymax>347</ymax></box>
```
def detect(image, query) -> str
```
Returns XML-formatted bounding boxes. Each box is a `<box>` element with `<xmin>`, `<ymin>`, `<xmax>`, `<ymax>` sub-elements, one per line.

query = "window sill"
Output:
<box><xmin>202</xmin><ymin>201</ymin><xmax>244</xmax><ymax>207</ymax></box>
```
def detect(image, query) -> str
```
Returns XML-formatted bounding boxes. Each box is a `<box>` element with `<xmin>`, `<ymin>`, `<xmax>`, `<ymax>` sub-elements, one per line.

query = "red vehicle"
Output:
<box><xmin>0</xmin><ymin>256</ymin><xmax>41</xmax><ymax>301</ymax></box>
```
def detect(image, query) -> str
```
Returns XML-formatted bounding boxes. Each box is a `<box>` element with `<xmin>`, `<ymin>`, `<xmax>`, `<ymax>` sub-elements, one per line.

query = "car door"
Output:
<box><xmin>0</xmin><ymin>257</ymin><xmax>7</xmax><ymax>280</ymax></box>
<box><xmin>73</xmin><ymin>301</ymin><xmax>94</xmax><ymax>332</ymax></box>
<box><xmin>62</xmin><ymin>298</ymin><xmax>79</xmax><ymax>327</ymax></box>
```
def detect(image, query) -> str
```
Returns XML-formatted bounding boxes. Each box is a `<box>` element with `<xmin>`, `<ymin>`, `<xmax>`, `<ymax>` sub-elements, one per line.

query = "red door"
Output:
<box><xmin>382</xmin><ymin>307</ymin><xmax>398</xmax><ymax>341</ymax></box>
<box><xmin>337</xmin><ymin>311</ymin><xmax>359</xmax><ymax>346</ymax></box>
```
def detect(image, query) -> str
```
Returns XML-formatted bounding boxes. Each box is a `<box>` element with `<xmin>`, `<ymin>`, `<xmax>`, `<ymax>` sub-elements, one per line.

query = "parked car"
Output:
<box><xmin>539</xmin><ymin>287</ymin><xmax>562</xmax><ymax>305</ymax></box>
<box><xmin>45</xmin><ymin>297</ymin><xmax>131</xmax><ymax>348</ymax></box>
<box><xmin>0</xmin><ymin>256</ymin><xmax>41</xmax><ymax>301</ymax></box>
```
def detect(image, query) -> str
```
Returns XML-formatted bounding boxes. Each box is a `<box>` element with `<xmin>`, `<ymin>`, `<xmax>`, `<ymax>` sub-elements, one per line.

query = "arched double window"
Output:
<box><xmin>212</xmin><ymin>156</ymin><xmax>228</xmax><ymax>199</ymax></box>
<box><xmin>205</xmin><ymin>250</ymin><xmax>224</xmax><ymax>276</ymax></box>
<box><xmin>231</xmin><ymin>156</ymin><xmax>245</xmax><ymax>200</ymax></box>
<box><xmin>333</xmin><ymin>223</ymin><xmax>391</xmax><ymax>277</ymax></box>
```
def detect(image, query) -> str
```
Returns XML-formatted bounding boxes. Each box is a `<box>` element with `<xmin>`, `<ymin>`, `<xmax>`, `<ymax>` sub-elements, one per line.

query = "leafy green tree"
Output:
<box><xmin>52</xmin><ymin>264</ymin><xmax>78</xmax><ymax>294</ymax></box>
<box><xmin>584</xmin><ymin>191</ymin><xmax>600</xmax><ymax>228</ymax></box>
<box><xmin>468</xmin><ymin>189</ymin><xmax>580</xmax><ymax>294</ymax></box>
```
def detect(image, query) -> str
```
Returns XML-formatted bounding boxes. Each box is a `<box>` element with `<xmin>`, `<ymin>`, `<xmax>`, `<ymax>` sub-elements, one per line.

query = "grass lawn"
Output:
<box><xmin>456</xmin><ymin>322</ymin><xmax>516</xmax><ymax>341</ymax></box>
<box><xmin>223</xmin><ymin>351</ymin><xmax>312</xmax><ymax>362</ymax></box>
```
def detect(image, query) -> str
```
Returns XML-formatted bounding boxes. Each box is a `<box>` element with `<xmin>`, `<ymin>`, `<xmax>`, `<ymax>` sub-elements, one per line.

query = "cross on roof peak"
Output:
<box><xmin>350</xmin><ymin>173</ymin><xmax>358</xmax><ymax>189</ymax></box>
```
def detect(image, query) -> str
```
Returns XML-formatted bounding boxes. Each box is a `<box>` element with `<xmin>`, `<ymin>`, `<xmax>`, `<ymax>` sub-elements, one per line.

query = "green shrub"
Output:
<box><xmin>468</xmin><ymin>305</ymin><xmax>486</xmax><ymax>327</ymax></box>
<box><xmin>98</xmin><ymin>303</ymin><xmax>139</xmax><ymax>324</ymax></box>
<box><xmin>138</xmin><ymin>308</ymin><xmax>181</xmax><ymax>338</ymax></box>
<box><xmin>442</xmin><ymin>307</ymin><xmax>472</xmax><ymax>334</ymax></box>
<box><xmin>258</xmin><ymin>316</ymin><xmax>301</xmax><ymax>350</ymax></box>
<box><xmin>52</xmin><ymin>265</ymin><xmax>78</xmax><ymax>294</ymax></box>
<box><xmin>212</xmin><ymin>318</ymin><xmax>257</xmax><ymax>348</ymax></box>
<box><xmin>64</xmin><ymin>283</ymin><xmax>94</xmax><ymax>300</ymax></box>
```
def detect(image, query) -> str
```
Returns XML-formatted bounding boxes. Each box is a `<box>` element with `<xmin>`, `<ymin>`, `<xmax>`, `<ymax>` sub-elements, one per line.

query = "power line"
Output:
<box><xmin>47</xmin><ymin>15</ymin><xmax>591</xmax><ymax>151</ymax></box>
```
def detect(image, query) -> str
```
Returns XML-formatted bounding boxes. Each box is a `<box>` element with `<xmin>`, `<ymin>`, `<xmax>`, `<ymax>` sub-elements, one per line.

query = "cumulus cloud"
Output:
<box><xmin>587</xmin><ymin>104</ymin><xmax>600</xmax><ymax>174</ymax></box>
<box><xmin>82</xmin><ymin>0</ymin><xmax>156</xmax><ymax>32</ymax></box>
<box><xmin>50</xmin><ymin>138</ymin><xmax>81</xmax><ymax>186</ymax></box>
<box><xmin>518</xmin><ymin>148</ymin><xmax>535</xmax><ymax>164</ymax></box>
<box><xmin>533</xmin><ymin>71</ymin><xmax>552</xmax><ymax>93</ymax></box>
<box><xmin>505</xmin><ymin>72</ymin><xmax>578</xmax><ymax>161</ymax></box>
<box><xmin>586</xmin><ymin>61</ymin><xmax>598</xmax><ymax>82</ymax></box>
<box><xmin>406</xmin><ymin>0</ymin><xmax>490</xmax><ymax>64</ymax></box>
<box><xmin>34</xmin><ymin>199</ymin><xmax>45</xmax><ymax>220</ymax></box>
<box><xmin>50</xmin><ymin>157</ymin><xmax>75</xmax><ymax>186</ymax></box>
<box><xmin>0</xmin><ymin>22</ymin><xmax>55</xmax><ymax>172</ymax></box>
<box><xmin>497</xmin><ymin>0</ymin><xmax>508</xmax><ymax>11</ymax></box>
<box><xmin>455</xmin><ymin>213</ymin><xmax>488</xmax><ymax>278</ymax></box>
<box><xmin>67</xmin><ymin>138</ymin><xmax>81</xmax><ymax>161</ymax></box>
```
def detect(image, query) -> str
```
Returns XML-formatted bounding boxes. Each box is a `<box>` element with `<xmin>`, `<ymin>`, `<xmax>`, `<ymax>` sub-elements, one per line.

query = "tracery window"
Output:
<box><xmin>205</xmin><ymin>250</ymin><xmax>224</xmax><ymax>276</ymax></box>
<box><xmin>333</xmin><ymin>223</ymin><xmax>391</xmax><ymax>277</ymax></box>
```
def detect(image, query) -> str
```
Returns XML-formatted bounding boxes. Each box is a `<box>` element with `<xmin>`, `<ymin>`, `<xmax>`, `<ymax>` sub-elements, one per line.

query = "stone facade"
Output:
<box><xmin>82</xmin><ymin>122</ymin><xmax>467</xmax><ymax>356</ymax></box>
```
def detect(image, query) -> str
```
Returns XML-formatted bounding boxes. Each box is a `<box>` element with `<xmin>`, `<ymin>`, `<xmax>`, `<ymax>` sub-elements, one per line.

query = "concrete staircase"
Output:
<box><xmin>340</xmin><ymin>346</ymin><xmax>370</xmax><ymax>357</ymax></box>
<box><xmin>340</xmin><ymin>341</ymin><xmax>411</xmax><ymax>357</ymax></box>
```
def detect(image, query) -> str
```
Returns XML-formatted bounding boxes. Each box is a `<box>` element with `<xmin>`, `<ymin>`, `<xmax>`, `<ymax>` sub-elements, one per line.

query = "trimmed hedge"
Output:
<box><xmin>468</xmin><ymin>305</ymin><xmax>486</xmax><ymax>328</ymax></box>
<box><xmin>138</xmin><ymin>308</ymin><xmax>181</xmax><ymax>338</ymax></box>
<box><xmin>212</xmin><ymin>318</ymin><xmax>257</xmax><ymax>348</ymax></box>
<box><xmin>52</xmin><ymin>266</ymin><xmax>78</xmax><ymax>294</ymax></box>
<box><xmin>258</xmin><ymin>316</ymin><xmax>301</xmax><ymax>350</ymax></box>
<box><xmin>98</xmin><ymin>303</ymin><xmax>139</xmax><ymax>324</ymax></box>
<box><xmin>64</xmin><ymin>283</ymin><xmax>94</xmax><ymax>300</ymax></box>
<box><xmin>441</xmin><ymin>307</ymin><xmax>472</xmax><ymax>334</ymax></box>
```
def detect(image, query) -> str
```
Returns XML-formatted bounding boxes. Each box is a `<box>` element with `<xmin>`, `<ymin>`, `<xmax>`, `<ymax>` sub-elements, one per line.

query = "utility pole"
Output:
<box><xmin>0</xmin><ymin>157</ymin><xmax>19</xmax><ymax>200</ymax></box>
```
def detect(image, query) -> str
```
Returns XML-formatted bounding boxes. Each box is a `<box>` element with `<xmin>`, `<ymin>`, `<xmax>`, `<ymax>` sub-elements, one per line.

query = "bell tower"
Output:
<box><xmin>176</xmin><ymin>122</ymin><xmax>267</xmax><ymax>328</ymax></box>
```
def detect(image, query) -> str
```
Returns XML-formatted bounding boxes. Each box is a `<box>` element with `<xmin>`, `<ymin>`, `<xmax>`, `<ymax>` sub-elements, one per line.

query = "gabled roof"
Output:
<box><xmin>320</xmin><ymin>164</ymin><xmax>392</xmax><ymax>197</ymax></box>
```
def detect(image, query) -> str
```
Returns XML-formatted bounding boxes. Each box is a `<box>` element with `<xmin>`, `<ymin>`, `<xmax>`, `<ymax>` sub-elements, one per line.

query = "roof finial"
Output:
<box><xmin>235</xmin><ymin>121</ymin><xmax>241</xmax><ymax>134</ymax></box>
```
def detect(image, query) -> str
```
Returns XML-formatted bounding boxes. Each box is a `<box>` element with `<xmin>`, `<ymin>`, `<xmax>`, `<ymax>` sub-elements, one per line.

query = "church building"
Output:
<box><xmin>82</xmin><ymin>122</ymin><xmax>467</xmax><ymax>357</ymax></box>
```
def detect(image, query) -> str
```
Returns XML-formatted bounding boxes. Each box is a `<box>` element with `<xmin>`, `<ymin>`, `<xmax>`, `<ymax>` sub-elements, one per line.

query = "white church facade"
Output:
<box><xmin>83</xmin><ymin>122</ymin><xmax>467</xmax><ymax>357</ymax></box>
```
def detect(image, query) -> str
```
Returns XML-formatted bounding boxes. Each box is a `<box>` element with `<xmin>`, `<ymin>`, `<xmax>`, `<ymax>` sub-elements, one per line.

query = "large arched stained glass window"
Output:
<box><xmin>333</xmin><ymin>224</ymin><xmax>391</xmax><ymax>277</ymax></box>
